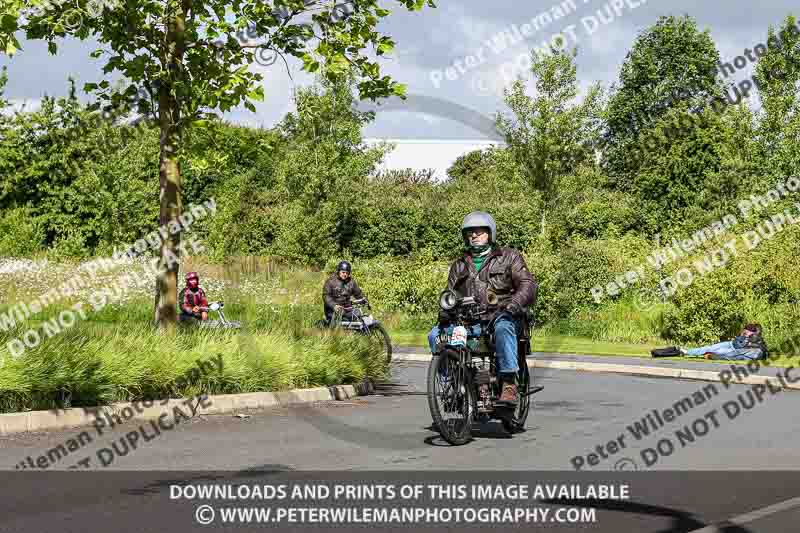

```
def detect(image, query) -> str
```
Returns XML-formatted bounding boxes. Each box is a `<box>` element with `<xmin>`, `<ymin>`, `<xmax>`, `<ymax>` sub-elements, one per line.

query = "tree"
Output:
<box><xmin>0</xmin><ymin>66</ymin><xmax>8</xmax><ymax>112</ymax></box>
<box><xmin>273</xmin><ymin>74</ymin><xmax>384</xmax><ymax>206</ymax></box>
<box><xmin>496</xmin><ymin>46</ymin><xmax>603</xmax><ymax>237</ymax></box>
<box><xmin>267</xmin><ymin>75</ymin><xmax>389</xmax><ymax>263</ymax></box>
<box><xmin>603</xmin><ymin>15</ymin><xmax>724</xmax><ymax>182</ymax></box>
<box><xmin>630</xmin><ymin>105</ymin><xmax>728</xmax><ymax>233</ymax></box>
<box><xmin>0</xmin><ymin>67</ymin><xmax>9</xmax><ymax>158</ymax></box>
<box><xmin>372</xmin><ymin>167</ymin><xmax>436</xmax><ymax>186</ymax></box>
<box><xmin>1</xmin><ymin>0</ymin><xmax>435</xmax><ymax>329</ymax></box>
<box><xmin>754</xmin><ymin>15</ymin><xmax>800</xmax><ymax>181</ymax></box>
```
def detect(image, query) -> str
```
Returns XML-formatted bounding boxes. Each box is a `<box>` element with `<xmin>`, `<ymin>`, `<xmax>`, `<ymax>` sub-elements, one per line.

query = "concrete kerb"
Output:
<box><xmin>0</xmin><ymin>383</ymin><xmax>372</xmax><ymax>436</ymax></box>
<box><xmin>390</xmin><ymin>352</ymin><xmax>800</xmax><ymax>391</ymax></box>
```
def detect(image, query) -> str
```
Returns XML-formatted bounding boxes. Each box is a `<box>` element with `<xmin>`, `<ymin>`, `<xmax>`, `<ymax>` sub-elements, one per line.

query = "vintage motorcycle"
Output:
<box><xmin>196</xmin><ymin>301</ymin><xmax>242</xmax><ymax>330</ymax></box>
<box><xmin>316</xmin><ymin>298</ymin><xmax>392</xmax><ymax>363</ymax></box>
<box><xmin>427</xmin><ymin>289</ymin><xmax>542</xmax><ymax>445</ymax></box>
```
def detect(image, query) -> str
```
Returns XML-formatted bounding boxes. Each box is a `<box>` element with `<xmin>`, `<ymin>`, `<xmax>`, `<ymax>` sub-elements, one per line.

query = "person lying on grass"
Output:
<box><xmin>178</xmin><ymin>271</ymin><xmax>209</xmax><ymax>322</ymax></box>
<box><xmin>680</xmin><ymin>323</ymin><xmax>768</xmax><ymax>360</ymax></box>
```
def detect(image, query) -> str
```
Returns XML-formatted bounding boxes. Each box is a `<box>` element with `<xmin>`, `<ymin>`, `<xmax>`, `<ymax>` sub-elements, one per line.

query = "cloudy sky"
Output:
<box><xmin>1</xmin><ymin>0</ymin><xmax>797</xmax><ymax>143</ymax></box>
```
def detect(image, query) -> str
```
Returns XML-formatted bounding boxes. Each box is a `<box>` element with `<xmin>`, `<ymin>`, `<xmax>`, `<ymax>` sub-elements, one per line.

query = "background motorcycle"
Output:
<box><xmin>427</xmin><ymin>289</ymin><xmax>542</xmax><ymax>445</ymax></box>
<box><xmin>195</xmin><ymin>301</ymin><xmax>242</xmax><ymax>330</ymax></box>
<box><xmin>316</xmin><ymin>298</ymin><xmax>392</xmax><ymax>363</ymax></box>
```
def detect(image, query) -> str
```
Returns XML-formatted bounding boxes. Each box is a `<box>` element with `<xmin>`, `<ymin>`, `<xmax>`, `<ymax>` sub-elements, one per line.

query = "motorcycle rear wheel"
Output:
<box><xmin>427</xmin><ymin>349</ymin><xmax>475</xmax><ymax>445</ymax></box>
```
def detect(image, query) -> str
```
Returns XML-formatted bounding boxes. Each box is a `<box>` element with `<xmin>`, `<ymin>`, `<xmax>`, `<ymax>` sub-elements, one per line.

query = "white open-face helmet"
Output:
<box><xmin>461</xmin><ymin>211</ymin><xmax>496</xmax><ymax>244</ymax></box>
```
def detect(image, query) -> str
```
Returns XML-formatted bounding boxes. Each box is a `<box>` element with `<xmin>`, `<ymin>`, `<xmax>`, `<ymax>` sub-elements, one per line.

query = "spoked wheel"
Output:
<box><xmin>368</xmin><ymin>324</ymin><xmax>393</xmax><ymax>364</ymax></box>
<box><xmin>427</xmin><ymin>349</ymin><xmax>475</xmax><ymax>445</ymax></box>
<box><xmin>501</xmin><ymin>361</ymin><xmax>531</xmax><ymax>434</ymax></box>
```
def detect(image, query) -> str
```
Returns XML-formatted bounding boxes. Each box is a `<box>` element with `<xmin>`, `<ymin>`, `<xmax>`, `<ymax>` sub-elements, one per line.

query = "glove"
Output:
<box><xmin>504</xmin><ymin>302</ymin><xmax>523</xmax><ymax>317</ymax></box>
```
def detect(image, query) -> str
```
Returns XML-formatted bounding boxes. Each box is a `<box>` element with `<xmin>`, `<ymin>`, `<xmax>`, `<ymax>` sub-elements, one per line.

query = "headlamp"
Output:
<box><xmin>439</xmin><ymin>290</ymin><xmax>457</xmax><ymax>311</ymax></box>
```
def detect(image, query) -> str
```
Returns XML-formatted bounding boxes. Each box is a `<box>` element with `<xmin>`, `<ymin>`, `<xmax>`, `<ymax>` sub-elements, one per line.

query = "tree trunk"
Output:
<box><xmin>153</xmin><ymin>1</ymin><xmax>188</xmax><ymax>330</ymax></box>
<box><xmin>153</xmin><ymin>96</ymin><xmax>182</xmax><ymax>330</ymax></box>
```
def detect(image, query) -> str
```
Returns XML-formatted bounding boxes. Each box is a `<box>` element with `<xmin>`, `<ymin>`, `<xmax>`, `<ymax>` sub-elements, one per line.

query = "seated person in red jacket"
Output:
<box><xmin>179</xmin><ymin>271</ymin><xmax>209</xmax><ymax>321</ymax></box>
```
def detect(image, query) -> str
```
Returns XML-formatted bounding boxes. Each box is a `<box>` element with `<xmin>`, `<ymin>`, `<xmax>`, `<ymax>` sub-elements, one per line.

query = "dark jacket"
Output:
<box><xmin>733</xmin><ymin>333</ymin><xmax>768</xmax><ymax>356</ymax></box>
<box><xmin>440</xmin><ymin>246</ymin><xmax>538</xmax><ymax>324</ymax></box>
<box><xmin>323</xmin><ymin>273</ymin><xmax>365</xmax><ymax>318</ymax></box>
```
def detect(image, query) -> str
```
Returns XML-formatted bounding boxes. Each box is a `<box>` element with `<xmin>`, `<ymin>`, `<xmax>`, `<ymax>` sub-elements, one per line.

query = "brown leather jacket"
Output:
<box><xmin>441</xmin><ymin>246</ymin><xmax>538</xmax><ymax>324</ymax></box>
<box><xmin>323</xmin><ymin>273</ymin><xmax>365</xmax><ymax>318</ymax></box>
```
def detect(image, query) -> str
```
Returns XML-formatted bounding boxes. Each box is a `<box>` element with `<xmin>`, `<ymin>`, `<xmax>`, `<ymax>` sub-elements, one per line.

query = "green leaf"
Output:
<box><xmin>376</xmin><ymin>41</ymin><xmax>393</xmax><ymax>55</ymax></box>
<box><xmin>1</xmin><ymin>14</ymin><xmax>18</xmax><ymax>33</ymax></box>
<box><xmin>247</xmin><ymin>85</ymin><xmax>265</xmax><ymax>102</ymax></box>
<box><xmin>4</xmin><ymin>37</ymin><xmax>18</xmax><ymax>56</ymax></box>
<box><xmin>302</xmin><ymin>53</ymin><xmax>320</xmax><ymax>73</ymax></box>
<box><xmin>48</xmin><ymin>41</ymin><xmax>57</xmax><ymax>54</ymax></box>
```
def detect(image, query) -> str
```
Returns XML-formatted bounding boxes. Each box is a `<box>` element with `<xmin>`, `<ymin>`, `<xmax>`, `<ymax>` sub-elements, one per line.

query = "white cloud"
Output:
<box><xmin>3</xmin><ymin>0</ymin><xmax>799</xmax><ymax>140</ymax></box>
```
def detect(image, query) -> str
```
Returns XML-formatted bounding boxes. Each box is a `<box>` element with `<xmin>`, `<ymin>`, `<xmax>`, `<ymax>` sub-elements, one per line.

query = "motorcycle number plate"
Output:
<box><xmin>450</xmin><ymin>326</ymin><xmax>468</xmax><ymax>347</ymax></box>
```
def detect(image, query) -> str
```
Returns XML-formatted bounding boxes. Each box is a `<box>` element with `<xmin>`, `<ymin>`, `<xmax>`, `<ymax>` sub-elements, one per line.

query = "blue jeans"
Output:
<box><xmin>427</xmin><ymin>315</ymin><xmax>519</xmax><ymax>373</ymax></box>
<box><xmin>686</xmin><ymin>341</ymin><xmax>762</xmax><ymax>361</ymax></box>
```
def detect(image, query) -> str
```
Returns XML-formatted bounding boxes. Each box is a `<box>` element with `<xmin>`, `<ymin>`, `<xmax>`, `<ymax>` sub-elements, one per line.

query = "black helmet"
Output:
<box><xmin>336</xmin><ymin>260</ymin><xmax>352</xmax><ymax>273</ymax></box>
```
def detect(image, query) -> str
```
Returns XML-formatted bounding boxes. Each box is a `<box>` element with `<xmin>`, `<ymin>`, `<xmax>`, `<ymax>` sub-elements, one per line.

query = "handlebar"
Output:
<box><xmin>194</xmin><ymin>301</ymin><xmax>223</xmax><ymax>312</ymax></box>
<box><xmin>339</xmin><ymin>298</ymin><xmax>369</xmax><ymax>311</ymax></box>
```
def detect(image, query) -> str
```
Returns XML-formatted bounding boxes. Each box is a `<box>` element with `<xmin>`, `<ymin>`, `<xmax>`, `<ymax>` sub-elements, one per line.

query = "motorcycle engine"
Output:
<box><xmin>473</xmin><ymin>359</ymin><xmax>492</xmax><ymax>409</ymax></box>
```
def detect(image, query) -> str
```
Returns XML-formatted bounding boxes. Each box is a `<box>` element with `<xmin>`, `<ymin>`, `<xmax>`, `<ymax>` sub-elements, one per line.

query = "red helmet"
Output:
<box><xmin>185</xmin><ymin>271</ymin><xmax>199</xmax><ymax>282</ymax></box>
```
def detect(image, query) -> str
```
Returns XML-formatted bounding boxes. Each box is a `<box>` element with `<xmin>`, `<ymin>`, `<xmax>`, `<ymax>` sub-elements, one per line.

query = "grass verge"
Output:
<box><xmin>393</xmin><ymin>330</ymin><xmax>800</xmax><ymax>368</ymax></box>
<box><xmin>0</xmin><ymin>299</ymin><xmax>389</xmax><ymax>414</ymax></box>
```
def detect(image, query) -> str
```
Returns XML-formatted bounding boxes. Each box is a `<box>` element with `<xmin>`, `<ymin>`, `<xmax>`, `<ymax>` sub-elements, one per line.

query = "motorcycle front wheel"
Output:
<box><xmin>427</xmin><ymin>349</ymin><xmax>475</xmax><ymax>445</ymax></box>
<box><xmin>367</xmin><ymin>324</ymin><xmax>392</xmax><ymax>364</ymax></box>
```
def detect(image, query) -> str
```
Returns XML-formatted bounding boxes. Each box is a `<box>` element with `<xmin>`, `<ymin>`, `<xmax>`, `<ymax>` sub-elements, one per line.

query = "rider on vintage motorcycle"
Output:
<box><xmin>322</xmin><ymin>260</ymin><xmax>366</xmax><ymax>324</ymax></box>
<box><xmin>427</xmin><ymin>211</ymin><xmax>538</xmax><ymax>407</ymax></box>
<box><xmin>179</xmin><ymin>271</ymin><xmax>209</xmax><ymax>322</ymax></box>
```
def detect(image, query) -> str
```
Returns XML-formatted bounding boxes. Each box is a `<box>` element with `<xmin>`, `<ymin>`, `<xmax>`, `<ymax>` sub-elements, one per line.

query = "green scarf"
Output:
<box><xmin>468</xmin><ymin>243</ymin><xmax>491</xmax><ymax>255</ymax></box>
<box><xmin>469</xmin><ymin>245</ymin><xmax>492</xmax><ymax>272</ymax></box>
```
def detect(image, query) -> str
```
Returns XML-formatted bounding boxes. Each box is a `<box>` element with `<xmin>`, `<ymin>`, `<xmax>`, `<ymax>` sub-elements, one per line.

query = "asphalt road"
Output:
<box><xmin>4</xmin><ymin>361</ymin><xmax>800</xmax><ymax>471</ymax></box>
<box><xmin>3</xmin><ymin>362</ymin><xmax>800</xmax><ymax>532</ymax></box>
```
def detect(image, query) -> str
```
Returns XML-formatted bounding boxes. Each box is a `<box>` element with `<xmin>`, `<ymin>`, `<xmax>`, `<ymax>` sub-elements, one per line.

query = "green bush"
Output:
<box><xmin>0</xmin><ymin>207</ymin><xmax>45</xmax><ymax>257</ymax></box>
<box><xmin>355</xmin><ymin>251</ymin><xmax>450</xmax><ymax>315</ymax></box>
<box><xmin>547</xmin><ymin>237</ymin><xmax>632</xmax><ymax>319</ymax></box>
<box><xmin>662</xmin><ymin>267</ymin><xmax>748</xmax><ymax>343</ymax></box>
<box><xmin>521</xmin><ymin>241</ymin><xmax>561</xmax><ymax>325</ymax></box>
<box><xmin>562</xmin><ymin>189</ymin><xmax>642</xmax><ymax>240</ymax></box>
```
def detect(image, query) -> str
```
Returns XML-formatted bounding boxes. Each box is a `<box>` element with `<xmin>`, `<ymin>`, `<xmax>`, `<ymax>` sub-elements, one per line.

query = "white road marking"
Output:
<box><xmin>689</xmin><ymin>495</ymin><xmax>800</xmax><ymax>532</ymax></box>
